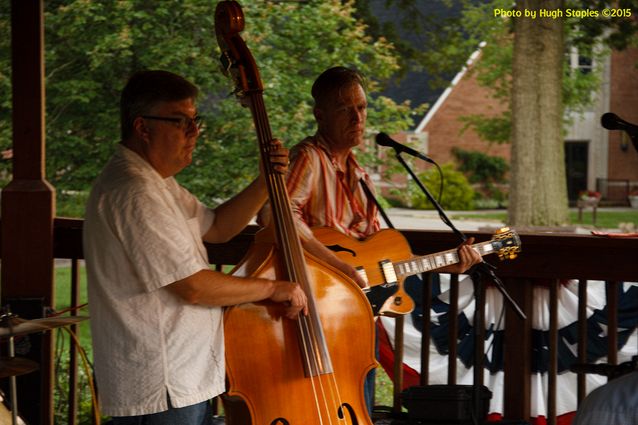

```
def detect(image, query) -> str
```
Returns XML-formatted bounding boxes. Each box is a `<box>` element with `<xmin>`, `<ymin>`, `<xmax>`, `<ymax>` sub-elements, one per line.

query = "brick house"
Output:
<box><xmin>377</xmin><ymin>45</ymin><xmax>638</xmax><ymax>205</ymax></box>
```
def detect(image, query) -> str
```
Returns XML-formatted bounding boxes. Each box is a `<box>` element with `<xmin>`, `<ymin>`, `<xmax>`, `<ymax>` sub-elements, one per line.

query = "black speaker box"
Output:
<box><xmin>400</xmin><ymin>384</ymin><xmax>492</xmax><ymax>424</ymax></box>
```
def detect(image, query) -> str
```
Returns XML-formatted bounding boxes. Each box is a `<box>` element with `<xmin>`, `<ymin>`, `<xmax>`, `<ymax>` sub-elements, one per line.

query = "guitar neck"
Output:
<box><xmin>393</xmin><ymin>240</ymin><xmax>496</xmax><ymax>278</ymax></box>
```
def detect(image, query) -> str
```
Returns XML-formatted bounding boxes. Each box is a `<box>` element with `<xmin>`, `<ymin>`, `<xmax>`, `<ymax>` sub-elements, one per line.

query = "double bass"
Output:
<box><xmin>215</xmin><ymin>2</ymin><xmax>376</xmax><ymax>424</ymax></box>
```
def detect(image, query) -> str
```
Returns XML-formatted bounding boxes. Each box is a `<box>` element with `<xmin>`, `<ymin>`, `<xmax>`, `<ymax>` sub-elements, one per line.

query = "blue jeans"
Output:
<box><xmin>111</xmin><ymin>400</ymin><xmax>212</xmax><ymax>425</ymax></box>
<box><xmin>363</xmin><ymin>328</ymin><xmax>380</xmax><ymax>417</ymax></box>
<box><xmin>364</xmin><ymin>367</ymin><xmax>375</xmax><ymax>416</ymax></box>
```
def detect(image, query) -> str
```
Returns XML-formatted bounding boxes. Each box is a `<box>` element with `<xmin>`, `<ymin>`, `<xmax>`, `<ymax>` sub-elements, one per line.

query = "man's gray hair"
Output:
<box><xmin>120</xmin><ymin>70</ymin><xmax>198</xmax><ymax>141</ymax></box>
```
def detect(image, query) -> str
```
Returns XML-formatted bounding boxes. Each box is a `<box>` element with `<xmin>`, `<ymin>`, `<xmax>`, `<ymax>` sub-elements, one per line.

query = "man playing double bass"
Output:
<box><xmin>260</xmin><ymin>66</ymin><xmax>482</xmax><ymax>415</ymax></box>
<box><xmin>83</xmin><ymin>70</ymin><xmax>307</xmax><ymax>424</ymax></box>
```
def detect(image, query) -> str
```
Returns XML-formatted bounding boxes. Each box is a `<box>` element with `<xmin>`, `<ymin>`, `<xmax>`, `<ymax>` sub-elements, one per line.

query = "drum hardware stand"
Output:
<box><xmin>0</xmin><ymin>303</ymin><xmax>88</xmax><ymax>424</ymax></box>
<box><xmin>1</xmin><ymin>307</ymin><xmax>22</xmax><ymax>425</ymax></box>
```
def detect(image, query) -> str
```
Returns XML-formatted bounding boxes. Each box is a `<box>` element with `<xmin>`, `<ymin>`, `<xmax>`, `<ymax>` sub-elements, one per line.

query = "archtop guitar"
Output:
<box><xmin>312</xmin><ymin>227</ymin><xmax>521</xmax><ymax>316</ymax></box>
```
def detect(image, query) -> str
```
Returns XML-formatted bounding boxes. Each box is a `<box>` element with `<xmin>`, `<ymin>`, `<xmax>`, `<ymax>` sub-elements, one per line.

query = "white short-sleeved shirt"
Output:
<box><xmin>83</xmin><ymin>144</ymin><xmax>224</xmax><ymax>416</ymax></box>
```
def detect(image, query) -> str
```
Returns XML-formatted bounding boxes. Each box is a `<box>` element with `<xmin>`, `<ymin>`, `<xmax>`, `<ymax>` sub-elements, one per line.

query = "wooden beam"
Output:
<box><xmin>1</xmin><ymin>1</ymin><xmax>55</xmax><ymax>424</ymax></box>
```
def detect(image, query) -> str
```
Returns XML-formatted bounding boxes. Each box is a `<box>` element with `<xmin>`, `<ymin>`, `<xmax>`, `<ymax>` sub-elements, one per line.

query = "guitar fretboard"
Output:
<box><xmin>393</xmin><ymin>241</ymin><xmax>496</xmax><ymax>278</ymax></box>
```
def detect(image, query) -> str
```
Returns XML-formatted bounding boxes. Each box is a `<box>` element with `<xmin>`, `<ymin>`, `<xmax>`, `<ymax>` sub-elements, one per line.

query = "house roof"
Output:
<box><xmin>415</xmin><ymin>42</ymin><xmax>485</xmax><ymax>133</ymax></box>
<box><xmin>369</xmin><ymin>0</ymin><xmax>469</xmax><ymax>129</ymax></box>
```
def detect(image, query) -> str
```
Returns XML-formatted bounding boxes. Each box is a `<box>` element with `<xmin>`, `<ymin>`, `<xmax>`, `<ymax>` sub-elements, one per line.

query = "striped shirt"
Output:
<box><xmin>285</xmin><ymin>134</ymin><xmax>380</xmax><ymax>241</ymax></box>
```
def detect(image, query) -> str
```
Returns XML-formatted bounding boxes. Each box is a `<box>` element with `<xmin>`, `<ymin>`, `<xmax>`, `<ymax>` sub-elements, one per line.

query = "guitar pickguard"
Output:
<box><xmin>364</xmin><ymin>284</ymin><xmax>399</xmax><ymax>316</ymax></box>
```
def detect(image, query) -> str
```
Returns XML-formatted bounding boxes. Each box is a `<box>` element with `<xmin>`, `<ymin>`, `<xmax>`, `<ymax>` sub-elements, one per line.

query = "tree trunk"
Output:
<box><xmin>509</xmin><ymin>0</ymin><xmax>569</xmax><ymax>226</ymax></box>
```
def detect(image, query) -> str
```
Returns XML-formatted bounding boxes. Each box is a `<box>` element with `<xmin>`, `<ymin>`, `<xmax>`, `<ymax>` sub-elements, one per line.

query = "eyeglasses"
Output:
<box><xmin>141</xmin><ymin>115</ymin><xmax>203</xmax><ymax>132</ymax></box>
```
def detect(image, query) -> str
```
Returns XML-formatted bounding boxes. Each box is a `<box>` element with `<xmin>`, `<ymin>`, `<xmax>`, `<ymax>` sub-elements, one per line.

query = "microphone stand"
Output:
<box><xmin>392</xmin><ymin>150</ymin><xmax>526</xmax><ymax>424</ymax></box>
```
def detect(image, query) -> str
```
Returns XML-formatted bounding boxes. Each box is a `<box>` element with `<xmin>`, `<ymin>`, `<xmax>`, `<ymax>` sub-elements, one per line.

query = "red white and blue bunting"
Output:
<box><xmin>378</xmin><ymin>275</ymin><xmax>638</xmax><ymax>425</ymax></box>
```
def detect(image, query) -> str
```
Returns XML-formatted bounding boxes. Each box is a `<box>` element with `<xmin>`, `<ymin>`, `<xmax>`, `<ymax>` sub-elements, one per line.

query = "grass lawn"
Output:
<box><xmin>54</xmin><ymin>265</ymin><xmax>91</xmax><ymax>348</ymax></box>
<box><xmin>375</xmin><ymin>367</ymin><xmax>397</xmax><ymax>410</ymax></box>
<box><xmin>452</xmin><ymin>209</ymin><xmax>638</xmax><ymax>229</ymax></box>
<box><xmin>53</xmin><ymin>265</ymin><xmax>95</xmax><ymax>423</ymax></box>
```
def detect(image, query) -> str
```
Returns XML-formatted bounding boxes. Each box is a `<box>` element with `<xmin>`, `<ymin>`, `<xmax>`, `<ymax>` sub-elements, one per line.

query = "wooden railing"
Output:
<box><xmin>51</xmin><ymin>218</ymin><xmax>638</xmax><ymax>424</ymax></box>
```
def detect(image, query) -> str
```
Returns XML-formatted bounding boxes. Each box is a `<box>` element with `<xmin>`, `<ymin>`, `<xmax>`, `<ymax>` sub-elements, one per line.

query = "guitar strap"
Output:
<box><xmin>359</xmin><ymin>178</ymin><xmax>395</xmax><ymax>230</ymax></box>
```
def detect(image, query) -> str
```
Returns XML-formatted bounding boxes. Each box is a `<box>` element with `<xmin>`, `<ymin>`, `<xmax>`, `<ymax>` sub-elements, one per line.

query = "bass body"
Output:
<box><xmin>216</xmin><ymin>1</ymin><xmax>375</xmax><ymax>424</ymax></box>
<box><xmin>225</xmin><ymin>241</ymin><xmax>375</xmax><ymax>424</ymax></box>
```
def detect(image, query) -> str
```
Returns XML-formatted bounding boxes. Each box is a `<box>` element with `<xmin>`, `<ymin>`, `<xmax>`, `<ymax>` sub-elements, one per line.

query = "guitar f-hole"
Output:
<box><xmin>326</xmin><ymin>244</ymin><xmax>357</xmax><ymax>257</ymax></box>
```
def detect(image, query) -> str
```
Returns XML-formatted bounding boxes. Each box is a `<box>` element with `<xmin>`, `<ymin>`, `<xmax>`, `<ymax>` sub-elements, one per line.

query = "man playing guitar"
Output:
<box><xmin>259</xmin><ymin>66</ymin><xmax>482</xmax><ymax>415</ymax></box>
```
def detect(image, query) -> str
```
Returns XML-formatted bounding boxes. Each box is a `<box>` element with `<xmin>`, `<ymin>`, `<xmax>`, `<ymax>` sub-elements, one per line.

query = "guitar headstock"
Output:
<box><xmin>215</xmin><ymin>1</ymin><xmax>262</xmax><ymax>104</ymax></box>
<box><xmin>492</xmin><ymin>227</ymin><xmax>521</xmax><ymax>261</ymax></box>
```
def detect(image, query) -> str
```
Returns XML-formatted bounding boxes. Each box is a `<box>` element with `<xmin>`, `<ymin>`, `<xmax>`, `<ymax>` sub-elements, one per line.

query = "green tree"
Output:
<box><xmin>508</xmin><ymin>0</ymin><xmax>637</xmax><ymax>225</ymax></box>
<box><xmin>0</xmin><ymin>0</ymin><xmax>418</xmax><ymax>209</ymax></box>
<box><xmin>357</xmin><ymin>0</ymin><xmax>638</xmax><ymax>226</ymax></box>
<box><xmin>0</xmin><ymin>1</ymin><xmax>11</xmax><ymax>185</ymax></box>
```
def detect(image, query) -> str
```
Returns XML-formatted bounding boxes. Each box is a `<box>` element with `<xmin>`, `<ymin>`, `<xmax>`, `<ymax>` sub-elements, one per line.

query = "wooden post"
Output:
<box><xmin>1</xmin><ymin>1</ymin><xmax>55</xmax><ymax>424</ymax></box>
<box><xmin>503</xmin><ymin>277</ymin><xmax>532</xmax><ymax>421</ymax></box>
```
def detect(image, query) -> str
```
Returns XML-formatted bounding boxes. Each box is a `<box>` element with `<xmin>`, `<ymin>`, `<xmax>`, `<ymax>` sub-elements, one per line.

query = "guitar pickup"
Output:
<box><xmin>355</xmin><ymin>266</ymin><xmax>369</xmax><ymax>289</ymax></box>
<box><xmin>380</xmin><ymin>260</ymin><xmax>398</xmax><ymax>285</ymax></box>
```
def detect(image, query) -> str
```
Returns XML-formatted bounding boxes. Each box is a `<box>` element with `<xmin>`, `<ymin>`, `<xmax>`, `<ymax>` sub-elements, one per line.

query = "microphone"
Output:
<box><xmin>375</xmin><ymin>132</ymin><xmax>435</xmax><ymax>164</ymax></box>
<box><xmin>601</xmin><ymin>112</ymin><xmax>638</xmax><ymax>135</ymax></box>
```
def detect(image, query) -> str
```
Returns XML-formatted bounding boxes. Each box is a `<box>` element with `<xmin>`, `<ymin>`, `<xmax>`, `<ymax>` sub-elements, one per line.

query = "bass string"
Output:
<box><xmin>252</xmin><ymin>95</ymin><xmax>348</xmax><ymax>423</ymax></box>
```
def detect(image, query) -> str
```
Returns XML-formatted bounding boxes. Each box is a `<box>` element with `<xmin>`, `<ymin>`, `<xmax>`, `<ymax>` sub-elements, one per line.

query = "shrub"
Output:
<box><xmin>57</xmin><ymin>190</ymin><xmax>89</xmax><ymax>218</ymax></box>
<box><xmin>409</xmin><ymin>164</ymin><xmax>475</xmax><ymax>210</ymax></box>
<box><xmin>452</xmin><ymin>147</ymin><xmax>509</xmax><ymax>184</ymax></box>
<box><xmin>452</xmin><ymin>148</ymin><xmax>509</xmax><ymax>201</ymax></box>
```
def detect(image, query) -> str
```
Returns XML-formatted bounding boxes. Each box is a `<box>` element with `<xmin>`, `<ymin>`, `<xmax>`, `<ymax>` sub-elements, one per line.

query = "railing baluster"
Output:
<box><xmin>577</xmin><ymin>279</ymin><xmax>588</xmax><ymax>404</ymax></box>
<box><xmin>419</xmin><ymin>273</ymin><xmax>432</xmax><ymax>386</ymax></box>
<box><xmin>606</xmin><ymin>281</ymin><xmax>619</xmax><ymax>368</ymax></box>
<box><xmin>392</xmin><ymin>315</ymin><xmax>405</xmax><ymax>415</ymax></box>
<box><xmin>548</xmin><ymin>279</ymin><xmax>559</xmax><ymax>425</ymax></box>
<box><xmin>503</xmin><ymin>277</ymin><xmax>532</xmax><ymax>421</ymax></box>
<box><xmin>211</xmin><ymin>262</ymin><xmax>224</xmax><ymax>416</ymax></box>
<box><xmin>67</xmin><ymin>257</ymin><xmax>80</xmax><ymax>425</ymax></box>
<box><xmin>448</xmin><ymin>274</ymin><xmax>459</xmax><ymax>384</ymax></box>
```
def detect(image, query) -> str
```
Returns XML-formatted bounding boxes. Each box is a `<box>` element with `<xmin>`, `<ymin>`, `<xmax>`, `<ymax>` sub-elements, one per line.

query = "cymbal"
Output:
<box><xmin>0</xmin><ymin>316</ymin><xmax>89</xmax><ymax>338</ymax></box>
<box><xmin>0</xmin><ymin>357</ymin><xmax>39</xmax><ymax>379</ymax></box>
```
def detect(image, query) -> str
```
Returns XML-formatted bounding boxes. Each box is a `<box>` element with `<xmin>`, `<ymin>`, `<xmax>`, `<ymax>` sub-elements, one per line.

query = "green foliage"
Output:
<box><xmin>566</xmin><ymin>0</ymin><xmax>638</xmax><ymax>51</ymax></box>
<box><xmin>54</xmin><ymin>265</ymin><xmax>94</xmax><ymax>424</ymax></box>
<box><xmin>56</xmin><ymin>191</ymin><xmax>90</xmax><ymax>218</ymax></box>
<box><xmin>0</xmin><ymin>0</ymin><xmax>418</xmax><ymax>210</ymax></box>
<box><xmin>459</xmin><ymin>111</ymin><xmax>511</xmax><ymax>145</ymax></box>
<box><xmin>354</xmin><ymin>0</ymin><xmax>482</xmax><ymax>90</ymax></box>
<box><xmin>452</xmin><ymin>147</ymin><xmax>508</xmax><ymax>184</ymax></box>
<box><xmin>452</xmin><ymin>0</ymin><xmax>626</xmax><ymax>144</ymax></box>
<box><xmin>0</xmin><ymin>1</ymin><xmax>11</xmax><ymax>171</ymax></box>
<box><xmin>54</xmin><ymin>337</ymin><xmax>95</xmax><ymax>425</ymax></box>
<box><xmin>364</xmin><ymin>0</ymin><xmax>638</xmax><ymax>147</ymax></box>
<box><xmin>452</xmin><ymin>147</ymin><xmax>509</xmax><ymax>204</ymax></box>
<box><xmin>409</xmin><ymin>164</ymin><xmax>475</xmax><ymax>210</ymax></box>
